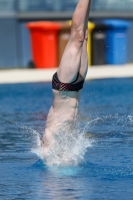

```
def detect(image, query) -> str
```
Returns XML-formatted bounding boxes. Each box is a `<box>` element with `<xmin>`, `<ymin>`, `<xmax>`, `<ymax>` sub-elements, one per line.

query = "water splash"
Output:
<box><xmin>31</xmin><ymin>121</ymin><xmax>94</xmax><ymax>166</ymax></box>
<box><xmin>128</xmin><ymin>115</ymin><xmax>133</xmax><ymax>124</ymax></box>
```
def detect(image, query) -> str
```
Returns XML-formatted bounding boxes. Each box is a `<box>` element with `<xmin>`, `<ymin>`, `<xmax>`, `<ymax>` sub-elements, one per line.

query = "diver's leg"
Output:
<box><xmin>57</xmin><ymin>0</ymin><xmax>91</xmax><ymax>83</ymax></box>
<box><xmin>79</xmin><ymin>31</ymin><xmax>88</xmax><ymax>79</ymax></box>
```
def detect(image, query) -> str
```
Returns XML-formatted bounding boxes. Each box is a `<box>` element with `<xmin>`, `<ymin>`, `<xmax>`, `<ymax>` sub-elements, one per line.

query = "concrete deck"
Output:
<box><xmin>0</xmin><ymin>64</ymin><xmax>133</xmax><ymax>84</ymax></box>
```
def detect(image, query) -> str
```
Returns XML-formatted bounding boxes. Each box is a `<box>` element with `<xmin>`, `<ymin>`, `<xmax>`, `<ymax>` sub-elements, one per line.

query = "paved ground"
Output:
<box><xmin>0</xmin><ymin>64</ymin><xmax>133</xmax><ymax>84</ymax></box>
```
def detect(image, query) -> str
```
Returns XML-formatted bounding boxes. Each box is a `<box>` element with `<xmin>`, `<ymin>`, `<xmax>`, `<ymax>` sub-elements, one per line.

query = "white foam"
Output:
<box><xmin>128</xmin><ymin>115</ymin><xmax>133</xmax><ymax>123</ymax></box>
<box><xmin>31</xmin><ymin>121</ymin><xmax>94</xmax><ymax>166</ymax></box>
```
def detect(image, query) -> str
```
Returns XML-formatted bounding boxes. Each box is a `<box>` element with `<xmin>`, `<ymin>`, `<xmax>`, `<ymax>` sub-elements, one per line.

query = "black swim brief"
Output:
<box><xmin>52</xmin><ymin>72</ymin><xmax>84</xmax><ymax>91</ymax></box>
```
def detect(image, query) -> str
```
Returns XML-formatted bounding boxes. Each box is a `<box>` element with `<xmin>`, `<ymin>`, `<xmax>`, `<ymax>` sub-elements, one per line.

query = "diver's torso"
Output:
<box><xmin>44</xmin><ymin>89</ymin><xmax>80</xmax><ymax>144</ymax></box>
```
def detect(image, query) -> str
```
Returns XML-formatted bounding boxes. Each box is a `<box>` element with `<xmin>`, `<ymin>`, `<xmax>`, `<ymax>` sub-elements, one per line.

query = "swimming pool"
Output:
<box><xmin>0</xmin><ymin>78</ymin><xmax>133</xmax><ymax>199</ymax></box>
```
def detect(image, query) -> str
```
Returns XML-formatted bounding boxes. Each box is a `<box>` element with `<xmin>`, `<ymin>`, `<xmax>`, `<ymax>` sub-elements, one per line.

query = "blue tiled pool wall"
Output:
<box><xmin>0</xmin><ymin>0</ymin><xmax>133</xmax><ymax>68</ymax></box>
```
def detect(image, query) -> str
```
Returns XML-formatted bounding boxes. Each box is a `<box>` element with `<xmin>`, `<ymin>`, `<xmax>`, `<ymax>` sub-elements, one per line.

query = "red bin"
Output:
<box><xmin>26</xmin><ymin>21</ymin><xmax>60</xmax><ymax>69</ymax></box>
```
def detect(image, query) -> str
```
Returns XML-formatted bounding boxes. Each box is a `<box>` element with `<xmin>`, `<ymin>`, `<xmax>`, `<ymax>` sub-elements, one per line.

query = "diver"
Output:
<box><xmin>41</xmin><ymin>0</ymin><xmax>92</xmax><ymax>156</ymax></box>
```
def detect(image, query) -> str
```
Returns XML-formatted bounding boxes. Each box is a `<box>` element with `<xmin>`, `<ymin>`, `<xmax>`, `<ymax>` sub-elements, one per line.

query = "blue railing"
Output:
<box><xmin>0</xmin><ymin>0</ymin><xmax>16</xmax><ymax>12</ymax></box>
<box><xmin>0</xmin><ymin>0</ymin><xmax>133</xmax><ymax>12</ymax></box>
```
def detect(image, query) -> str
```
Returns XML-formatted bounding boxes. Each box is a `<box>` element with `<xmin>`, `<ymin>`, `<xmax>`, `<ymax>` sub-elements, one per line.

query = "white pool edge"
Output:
<box><xmin>0</xmin><ymin>64</ymin><xmax>133</xmax><ymax>84</ymax></box>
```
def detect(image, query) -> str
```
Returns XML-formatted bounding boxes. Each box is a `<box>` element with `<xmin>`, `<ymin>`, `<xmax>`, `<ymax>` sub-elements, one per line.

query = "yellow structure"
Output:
<box><xmin>87</xmin><ymin>22</ymin><xmax>95</xmax><ymax>66</ymax></box>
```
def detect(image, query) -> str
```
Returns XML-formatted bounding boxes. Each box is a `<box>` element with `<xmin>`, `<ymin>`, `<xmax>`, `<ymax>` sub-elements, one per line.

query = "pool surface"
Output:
<box><xmin>0</xmin><ymin>78</ymin><xmax>133</xmax><ymax>199</ymax></box>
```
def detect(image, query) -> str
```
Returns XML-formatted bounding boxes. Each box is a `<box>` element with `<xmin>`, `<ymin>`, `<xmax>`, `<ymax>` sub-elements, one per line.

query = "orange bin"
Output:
<box><xmin>26</xmin><ymin>21</ymin><xmax>60</xmax><ymax>69</ymax></box>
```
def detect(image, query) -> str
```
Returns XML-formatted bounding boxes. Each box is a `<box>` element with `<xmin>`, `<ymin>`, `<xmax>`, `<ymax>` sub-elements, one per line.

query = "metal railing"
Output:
<box><xmin>0</xmin><ymin>0</ymin><xmax>133</xmax><ymax>19</ymax></box>
<box><xmin>0</xmin><ymin>0</ymin><xmax>132</xmax><ymax>12</ymax></box>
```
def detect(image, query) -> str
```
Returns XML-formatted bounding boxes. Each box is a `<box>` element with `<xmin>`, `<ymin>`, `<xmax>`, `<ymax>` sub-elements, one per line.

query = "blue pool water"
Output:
<box><xmin>0</xmin><ymin>78</ymin><xmax>133</xmax><ymax>199</ymax></box>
